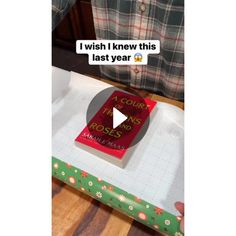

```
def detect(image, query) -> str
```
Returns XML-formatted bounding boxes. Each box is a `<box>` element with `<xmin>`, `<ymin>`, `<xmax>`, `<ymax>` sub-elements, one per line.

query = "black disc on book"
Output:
<box><xmin>86</xmin><ymin>86</ymin><xmax>156</xmax><ymax>150</ymax></box>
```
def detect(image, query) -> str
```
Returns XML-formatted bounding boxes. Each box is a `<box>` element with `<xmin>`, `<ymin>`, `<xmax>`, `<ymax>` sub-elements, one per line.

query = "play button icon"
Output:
<box><xmin>113</xmin><ymin>107</ymin><xmax>127</xmax><ymax>129</ymax></box>
<box><xmin>85</xmin><ymin>86</ymin><xmax>155</xmax><ymax>150</ymax></box>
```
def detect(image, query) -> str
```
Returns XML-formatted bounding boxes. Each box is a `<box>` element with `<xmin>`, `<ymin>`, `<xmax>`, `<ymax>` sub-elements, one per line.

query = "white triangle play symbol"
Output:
<box><xmin>113</xmin><ymin>107</ymin><xmax>127</xmax><ymax>129</ymax></box>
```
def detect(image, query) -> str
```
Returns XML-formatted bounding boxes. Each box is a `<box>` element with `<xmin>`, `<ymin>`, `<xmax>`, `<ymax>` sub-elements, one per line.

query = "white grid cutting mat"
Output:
<box><xmin>52</xmin><ymin>69</ymin><xmax>184</xmax><ymax>215</ymax></box>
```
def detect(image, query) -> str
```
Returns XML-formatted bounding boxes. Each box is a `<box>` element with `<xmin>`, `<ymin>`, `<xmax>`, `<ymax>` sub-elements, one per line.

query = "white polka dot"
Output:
<box><xmin>118</xmin><ymin>195</ymin><xmax>126</xmax><ymax>202</ymax></box>
<box><xmin>96</xmin><ymin>192</ymin><xmax>102</xmax><ymax>198</ymax></box>
<box><xmin>129</xmin><ymin>205</ymin><xmax>134</xmax><ymax>211</ymax></box>
<box><xmin>165</xmin><ymin>219</ymin><xmax>171</xmax><ymax>225</ymax></box>
<box><xmin>53</xmin><ymin>163</ymin><xmax>59</xmax><ymax>169</ymax></box>
<box><xmin>69</xmin><ymin>176</ymin><xmax>76</xmax><ymax>184</ymax></box>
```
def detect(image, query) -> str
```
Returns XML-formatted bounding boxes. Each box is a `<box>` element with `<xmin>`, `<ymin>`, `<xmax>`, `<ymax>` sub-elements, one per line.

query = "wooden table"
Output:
<box><xmin>52</xmin><ymin>76</ymin><xmax>184</xmax><ymax>236</ymax></box>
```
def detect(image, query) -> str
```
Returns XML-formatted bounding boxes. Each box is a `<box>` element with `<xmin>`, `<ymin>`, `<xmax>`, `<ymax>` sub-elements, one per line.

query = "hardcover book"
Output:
<box><xmin>75</xmin><ymin>90</ymin><xmax>157</xmax><ymax>167</ymax></box>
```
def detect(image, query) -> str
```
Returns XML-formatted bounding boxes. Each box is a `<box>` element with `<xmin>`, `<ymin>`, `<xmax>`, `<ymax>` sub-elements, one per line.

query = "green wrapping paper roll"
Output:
<box><xmin>52</xmin><ymin>157</ymin><xmax>184</xmax><ymax>236</ymax></box>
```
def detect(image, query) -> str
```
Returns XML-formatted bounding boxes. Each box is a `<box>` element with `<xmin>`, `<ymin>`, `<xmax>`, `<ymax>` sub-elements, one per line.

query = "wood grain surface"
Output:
<box><xmin>99</xmin><ymin>78</ymin><xmax>184</xmax><ymax>110</ymax></box>
<box><xmin>52</xmin><ymin>76</ymin><xmax>184</xmax><ymax>236</ymax></box>
<box><xmin>52</xmin><ymin>178</ymin><xmax>163</xmax><ymax>236</ymax></box>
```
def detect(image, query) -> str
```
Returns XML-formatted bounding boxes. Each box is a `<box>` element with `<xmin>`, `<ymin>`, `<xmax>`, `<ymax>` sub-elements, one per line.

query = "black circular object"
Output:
<box><xmin>86</xmin><ymin>87</ymin><xmax>151</xmax><ymax>150</ymax></box>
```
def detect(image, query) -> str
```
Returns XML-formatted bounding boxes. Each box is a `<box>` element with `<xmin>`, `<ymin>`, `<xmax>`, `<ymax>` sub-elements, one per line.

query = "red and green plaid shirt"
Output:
<box><xmin>91</xmin><ymin>0</ymin><xmax>184</xmax><ymax>101</ymax></box>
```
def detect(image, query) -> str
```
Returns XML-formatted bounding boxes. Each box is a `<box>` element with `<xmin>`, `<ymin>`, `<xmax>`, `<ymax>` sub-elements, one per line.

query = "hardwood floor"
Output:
<box><xmin>52</xmin><ymin>178</ymin><xmax>162</xmax><ymax>236</ymax></box>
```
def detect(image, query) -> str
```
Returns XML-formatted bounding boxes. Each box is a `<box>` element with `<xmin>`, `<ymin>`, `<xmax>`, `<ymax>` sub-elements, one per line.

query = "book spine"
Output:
<box><xmin>52</xmin><ymin>157</ymin><xmax>183</xmax><ymax>236</ymax></box>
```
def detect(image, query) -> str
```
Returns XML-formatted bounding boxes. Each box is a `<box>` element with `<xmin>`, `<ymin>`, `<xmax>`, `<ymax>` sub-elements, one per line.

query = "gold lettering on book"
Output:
<box><xmin>89</xmin><ymin>123</ymin><xmax>122</xmax><ymax>138</ymax></box>
<box><xmin>112</xmin><ymin>96</ymin><xmax>118</xmax><ymax>101</ymax></box>
<box><xmin>120</xmin><ymin>98</ymin><xmax>149</xmax><ymax>110</ymax></box>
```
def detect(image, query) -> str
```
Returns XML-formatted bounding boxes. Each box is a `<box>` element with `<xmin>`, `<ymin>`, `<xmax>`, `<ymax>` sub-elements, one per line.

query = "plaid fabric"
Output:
<box><xmin>52</xmin><ymin>0</ymin><xmax>76</xmax><ymax>30</ymax></box>
<box><xmin>91</xmin><ymin>0</ymin><xmax>184</xmax><ymax>101</ymax></box>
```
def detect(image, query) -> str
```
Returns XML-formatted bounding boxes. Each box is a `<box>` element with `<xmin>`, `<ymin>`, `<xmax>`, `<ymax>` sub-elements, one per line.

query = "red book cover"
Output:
<box><xmin>75</xmin><ymin>90</ymin><xmax>157</xmax><ymax>165</ymax></box>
